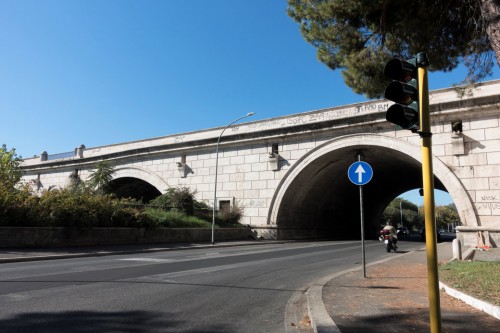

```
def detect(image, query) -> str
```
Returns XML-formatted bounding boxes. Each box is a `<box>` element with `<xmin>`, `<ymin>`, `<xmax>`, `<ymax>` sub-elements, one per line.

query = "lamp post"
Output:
<box><xmin>400</xmin><ymin>198</ymin><xmax>403</xmax><ymax>228</ymax></box>
<box><xmin>212</xmin><ymin>112</ymin><xmax>255</xmax><ymax>245</ymax></box>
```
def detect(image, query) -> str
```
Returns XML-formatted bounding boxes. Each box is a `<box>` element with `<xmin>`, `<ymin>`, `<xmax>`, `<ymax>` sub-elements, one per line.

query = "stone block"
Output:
<box><xmin>432</xmin><ymin>144</ymin><xmax>446</xmax><ymax>156</ymax></box>
<box><xmin>244</xmin><ymin>154</ymin><xmax>260</xmax><ymax>163</ymax></box>
<box><xmin>223</xmin><ymin>165</ymin><xmax>238</xmax><ymax>174</ymax></box>
<box><xmin>487</xmin><ymin>152</ymin><xmax>500</xmax><ymax>164</ymax></box>
<box><xmin>470</xmin><ymin>116</ymin><xmax>498</xmax><ymax>130</ymax></box>
<box><xmin>244</xmin><ymin>207</ymin><xmax>259</xmax><ymax>217</ymax></box>
<box><xmin>236</xmin><ymin>164</ymin><xmax>252</xmax><ymax>173</ymax></box>
<box><xmin>290</xmin><ymin>149</ymin><xmax>307</xmax><ymax>160</ymax></box>
<box><xmin>485</xmin><ymin>127</ymin><xmax>500</xmax><ymax>140</ymax></box>
<box><xmin>471</xmin><ymin>139</ymin><xmax>500</xmax><ymax>153</ymax></box>
<box><xmin>230</xmin><ymin>173</ymin><xmax>245</xmax><ymax>182</ymax></box>
<box><xmin>457</xmin><ymin>153</ymin><xmax>487</xmax><ymax>166</ymax></box>
<box><xmin>243</xmin><ymin>190</ymin><xmax>259</xmax><ymax>199</ymax></box>
<box><xmin>450</xmin><ymin>165</ymin><xmax>474</xmax><ymax>178</ymax></box>
<box><xmin>463</xmin><ymin>129</ymin><xmax>486</xmax><ymax>142</ymax></box>
<box><xmin>236</xmin><ymin>181</ymin><xmax>252</xmax><ymax>190</ymax></box>
<box><xmin>451</xmin><ymin>133</ymin><xmax>465</xmax><ymax>155</ymax></box>
<box><xmin>259</xmin><ymin>171</ymin><xmax>276</xmax><ymax>180</ymax></box>
<box><xmin>251</xmin><ymin>180</ymin><xmax>267</xmax><ymax>190</ymax></box>
<box><xmin>298</xmin><ymin>141</ymin><xmax>316</xmax><ymax>149</ymax></box>
<box><xmin>476</xmin><ymin>190</ymin><xmax>500</xmax><ymax>201</ymax></box>
<box><xmin>461</xmin><ymin>177</ymin><xmax>490</xmax><ymax>190</ymax></box>
<box><xmin>475</xmin><ymin>165</ymin><xmax>500</xmax><ymax>178</ymax></box>
<box><xmin>230</xmin><ymin>155</ymin><xmax>245</xmax><ymax>165</ymax></box>
<box><xmin>190</xmin><ymin>160</ymin><xmax>204</xmax><ymax>168</ymax></box>
<box><xmin>251</xmin><ymin>162</ymin><xmax>267</xmax><ymax>172</ymax></box>
<box><xmin>479</xmin><ymin>216</ymin><xmax>500</xmax><ymax>227</ymax></box>
<box><xmin>251</xmin><ymin>147</ymin><xmax>268</xmax><ymax>154</ymax></box>
<box><xmin>490</xmin><ymin>177</ymin><xmax>500</xmax><ymax>189</ymax></box>
<box><xmin>222</xmin><ymin>182</ymin><xmax>237</xmax><ymax>191</ymax></box>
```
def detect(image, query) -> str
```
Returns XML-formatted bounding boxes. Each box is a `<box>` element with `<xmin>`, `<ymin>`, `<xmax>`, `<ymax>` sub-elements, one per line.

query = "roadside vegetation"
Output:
<box><xmin>0</xmin><ymin>145</ymin><xmax>242</xmax><ymax>228</ymax></box>
<box><xmin>381</xmin><ymin>198</ymin><xmax>460</xmax><ymax>233</ymax></box>
<box><xmin>439</xmin><ymin>260</ymin><xmax>500</xmax><ymax>306</ymax></box>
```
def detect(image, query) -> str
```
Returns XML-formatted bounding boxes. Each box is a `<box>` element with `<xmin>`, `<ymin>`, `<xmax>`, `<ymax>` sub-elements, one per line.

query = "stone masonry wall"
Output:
<box><xmin>21</xmin><ymin>80</ymin><xmax>500</xmax><ymax>245</ymax></box>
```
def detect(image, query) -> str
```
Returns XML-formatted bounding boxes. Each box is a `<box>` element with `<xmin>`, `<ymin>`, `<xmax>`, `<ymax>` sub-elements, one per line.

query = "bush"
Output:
<box><xmin>0</xmin><ymin>185</ymin><xmax>147</xmax><ymax>228</ymax></box>
<box><xmin>149</xmin><ymin>187</ymin><xmax>196</xmax><ymax>215</ymax></box>
<box><xmin>144</xmin><ymin>208</ymin><xmax>211</xmax><ymax>228</ymax></box>
<box><xmin>1</xmin><ymin>171</ymin><xmax>242</xmax><ymax>228</ymax></box>
<box><xmin>216</xmin><ymin>202</ymin><xmax>244</xmax><ymax>227</ymax></box>
<box><xmin>0</xmin><ymin>184</ymin><xmax>41</xmax><ymax>226</ymax></box>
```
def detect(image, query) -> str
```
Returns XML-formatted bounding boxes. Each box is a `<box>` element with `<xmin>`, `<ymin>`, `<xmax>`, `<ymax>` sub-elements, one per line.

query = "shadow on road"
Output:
<box><xmin>0</xmin><ymin>310</ymin><xmax>235</xmax><ymax>333</ymax></box>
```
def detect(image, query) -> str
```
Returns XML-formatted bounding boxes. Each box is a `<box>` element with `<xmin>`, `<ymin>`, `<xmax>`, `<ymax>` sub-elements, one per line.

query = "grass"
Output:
<box><xmin>439</xmin><ymin>260</ymin><xmax>500</xmax><ymax>306</ymax></box>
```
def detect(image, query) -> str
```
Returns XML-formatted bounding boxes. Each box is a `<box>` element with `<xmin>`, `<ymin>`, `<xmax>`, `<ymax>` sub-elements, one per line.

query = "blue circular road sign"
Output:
<box><xmin>348</xmin><ymin>161</ymin><xmax>373</xmax><ymax>186</ymax></box>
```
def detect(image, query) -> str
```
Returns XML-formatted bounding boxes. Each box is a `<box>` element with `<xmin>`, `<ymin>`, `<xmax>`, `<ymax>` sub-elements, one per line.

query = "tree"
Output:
<box><xmin>435</xmin><ymin>203</ymin><xmax>460</xmax><ymax>230</ymax></box>
<box><xmin>287</xmin><ymin>0</ymin><xmax>499</xmax><ymax>98</ymax></box>
<box><xmin>0</xmin><ymin>144</ymin><xmax>24</xmax><ymax>190</ymax></box>
<box><xmin>86</xmin><ymin>161</ymin><xmax>115</xmax><ymax>194</ymax></box>
<box><xmin>381</xmin><ymin>198</ymin><xmax>421</xmax><ymax>231</ymax></box>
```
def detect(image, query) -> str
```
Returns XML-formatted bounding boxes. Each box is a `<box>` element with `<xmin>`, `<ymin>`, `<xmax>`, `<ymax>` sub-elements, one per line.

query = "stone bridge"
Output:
<box><xmin>21</xmin><ymin>80</ymin><xmax>500</xmax><ymax>247</ymax></box>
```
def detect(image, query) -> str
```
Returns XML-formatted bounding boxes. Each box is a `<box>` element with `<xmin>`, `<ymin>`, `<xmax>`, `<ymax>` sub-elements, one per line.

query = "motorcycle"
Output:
<box><xmin>379</xmin><ymin>230</ymin><xmax>397</xmax><ymax>253</ymax></box>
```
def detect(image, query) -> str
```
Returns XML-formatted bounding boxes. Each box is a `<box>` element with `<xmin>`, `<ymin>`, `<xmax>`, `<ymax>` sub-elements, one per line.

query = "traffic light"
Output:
<box><xmin>384</xmin><ymin>58</ymin><xmax>419</xmax><ymax>131</ymax></box>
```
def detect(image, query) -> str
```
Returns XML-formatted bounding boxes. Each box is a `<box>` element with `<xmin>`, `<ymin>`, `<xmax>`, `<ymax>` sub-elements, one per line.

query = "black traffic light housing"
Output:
<box><xmin>384</xmin><ymin>54</ymin><xmax>428</xmax><ymax>131</ymax></box>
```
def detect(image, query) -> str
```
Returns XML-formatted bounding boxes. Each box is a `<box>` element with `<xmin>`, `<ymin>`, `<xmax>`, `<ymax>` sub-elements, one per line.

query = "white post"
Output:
<box><xmin>452</xmin><ymin>238</ymin><xmax>462</xmax><ymax>260</ymax></box>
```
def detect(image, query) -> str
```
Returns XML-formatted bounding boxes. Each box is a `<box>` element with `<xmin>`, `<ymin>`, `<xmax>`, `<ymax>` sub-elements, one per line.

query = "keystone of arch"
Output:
<box><xmin>269</xmin><ymin>133</ymin><xmax>478</xmax><ymax>227</ymax></box>
<box><xmin>113</xmin><ymin>166</ymin><xmax>168</xmax><ymax>194</ymax></box>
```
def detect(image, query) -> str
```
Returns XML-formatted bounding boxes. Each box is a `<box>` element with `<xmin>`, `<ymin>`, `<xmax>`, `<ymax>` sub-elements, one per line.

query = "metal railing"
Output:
<box><xmin>46</xmin><ymin>151</ymin><xmax>76</xmax><ymax>161</ymax></box>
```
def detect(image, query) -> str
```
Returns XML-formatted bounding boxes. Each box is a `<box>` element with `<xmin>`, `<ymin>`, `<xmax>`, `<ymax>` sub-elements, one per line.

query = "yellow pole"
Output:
<box><xmin>419</xmin><ymin>63</ymin><xmax>442</xmax><ymax>333</ymax></box>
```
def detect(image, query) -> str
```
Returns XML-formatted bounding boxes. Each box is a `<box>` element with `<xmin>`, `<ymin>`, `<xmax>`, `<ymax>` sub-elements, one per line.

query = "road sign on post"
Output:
<box><xmin>348</xmin><ymin>158</ymin><xmax>372</xmax><ymax>279</ymax></box>
<box><xmin>348</xmin><ymin>161</ymin><xmax>373</xmax><ymax>186</ymax></box>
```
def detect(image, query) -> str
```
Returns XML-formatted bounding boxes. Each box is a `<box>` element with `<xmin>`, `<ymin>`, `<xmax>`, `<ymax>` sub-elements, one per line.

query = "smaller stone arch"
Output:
<box><xmin>112</xmin><ymin>166</ymin><xmax>168</xmax><ymax>195</ymax></box>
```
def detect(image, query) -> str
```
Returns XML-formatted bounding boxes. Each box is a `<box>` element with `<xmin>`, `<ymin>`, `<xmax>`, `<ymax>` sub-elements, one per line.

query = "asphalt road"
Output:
<box><xmin>0</xmin><ymin>240</ymin><xmax>425</xmax><ymax>333</ymax></box>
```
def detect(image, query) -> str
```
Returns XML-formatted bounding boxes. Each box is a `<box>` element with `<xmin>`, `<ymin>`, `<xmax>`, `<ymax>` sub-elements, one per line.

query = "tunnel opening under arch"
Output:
<box><xmin>273</xmin><ymin>142</ymin><xmax>446</xmax><ymax>240</ymax></box>
<box><xmin>106</xmin><ymin>177</ymin><xmax>162</xmax><ymax>203</ymax></box>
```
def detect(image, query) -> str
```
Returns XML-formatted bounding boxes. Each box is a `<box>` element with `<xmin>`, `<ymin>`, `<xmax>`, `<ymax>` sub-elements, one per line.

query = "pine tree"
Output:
<box><xmin>287</xmin><ymin>0</ymin><xmax>499</xmax><ymax>98</ymax></box>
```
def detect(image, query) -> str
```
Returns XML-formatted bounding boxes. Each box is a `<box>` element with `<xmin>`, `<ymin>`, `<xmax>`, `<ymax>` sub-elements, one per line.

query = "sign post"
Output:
<box><xmin>348</xmin><ymin>157</ymin><xmax>373</xmax><ymax>278</ymax></box>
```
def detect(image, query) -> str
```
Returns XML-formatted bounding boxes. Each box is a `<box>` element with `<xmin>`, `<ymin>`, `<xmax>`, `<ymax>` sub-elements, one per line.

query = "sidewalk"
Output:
<box><xmin>314</xmin><ymin>243</ymin><xmax>499</xmax><ymax>333</ymax></box>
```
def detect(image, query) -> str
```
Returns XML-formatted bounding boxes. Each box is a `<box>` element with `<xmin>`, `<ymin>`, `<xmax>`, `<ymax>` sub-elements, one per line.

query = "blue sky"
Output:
<box><xmin>2</xmin><ymin>1</ymin><xmax>499</xmax><ymax>206</ymax></box>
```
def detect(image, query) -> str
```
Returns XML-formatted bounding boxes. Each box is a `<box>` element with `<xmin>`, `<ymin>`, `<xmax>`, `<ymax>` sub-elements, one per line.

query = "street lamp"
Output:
<box><xmin>400</xmin><ymin>198</ymin><xmax>403</xmax><ymax>228</ymax></box>
<box><xmin>212</xmin><ymin>112</ymin><xmax>255</xmax><ymax>245</ymax></box>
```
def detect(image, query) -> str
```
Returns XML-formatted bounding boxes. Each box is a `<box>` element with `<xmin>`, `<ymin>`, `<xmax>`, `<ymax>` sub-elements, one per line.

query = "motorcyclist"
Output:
<box><xmin>380</xmin><ymin>222</ymin><xmax>398</xmax><ymax>249</ymax></box>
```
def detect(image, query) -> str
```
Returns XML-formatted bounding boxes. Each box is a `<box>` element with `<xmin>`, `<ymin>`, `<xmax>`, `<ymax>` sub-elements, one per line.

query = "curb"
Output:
<box><xmin>307</xmin><ymin>285</ymin><xmax>341</xmax><ymax>333</ymax></box>
<box><xmin>439</xmin><ymin>281</ymin><xmax>500</xmax><ymax>320</ymax></box>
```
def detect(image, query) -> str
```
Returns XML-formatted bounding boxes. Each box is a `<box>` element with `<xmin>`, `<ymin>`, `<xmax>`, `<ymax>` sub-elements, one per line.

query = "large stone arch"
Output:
<box><xmin>269</xmin><ymin>134</ymin><xmax>477</xmax><ymax>239</ymax></box>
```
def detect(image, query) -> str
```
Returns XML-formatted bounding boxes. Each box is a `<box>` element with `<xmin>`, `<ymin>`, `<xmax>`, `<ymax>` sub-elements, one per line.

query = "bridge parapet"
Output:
<box><xmin>22</xmin><ymin>80</ymin><xmax>500</xmax><ymax>167</ymax></box>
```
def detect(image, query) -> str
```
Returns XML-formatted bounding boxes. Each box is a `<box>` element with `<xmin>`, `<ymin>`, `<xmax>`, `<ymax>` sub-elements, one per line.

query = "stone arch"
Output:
<box><xmin>112</xmin><ymin>166</ymin><xmax>168</xmax><ymax>194</ymax></box>
<box><xmin>269</xmin><ymin>133</ymin><xmax>477</xmax><ymax>239</ymax></box>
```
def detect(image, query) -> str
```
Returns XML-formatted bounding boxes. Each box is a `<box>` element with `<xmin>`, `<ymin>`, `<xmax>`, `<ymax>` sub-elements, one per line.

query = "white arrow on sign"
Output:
<box><xmin>355</xmin><ymin>164</ymin><xmax>366</xmax><ymax>183</ymax></box>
